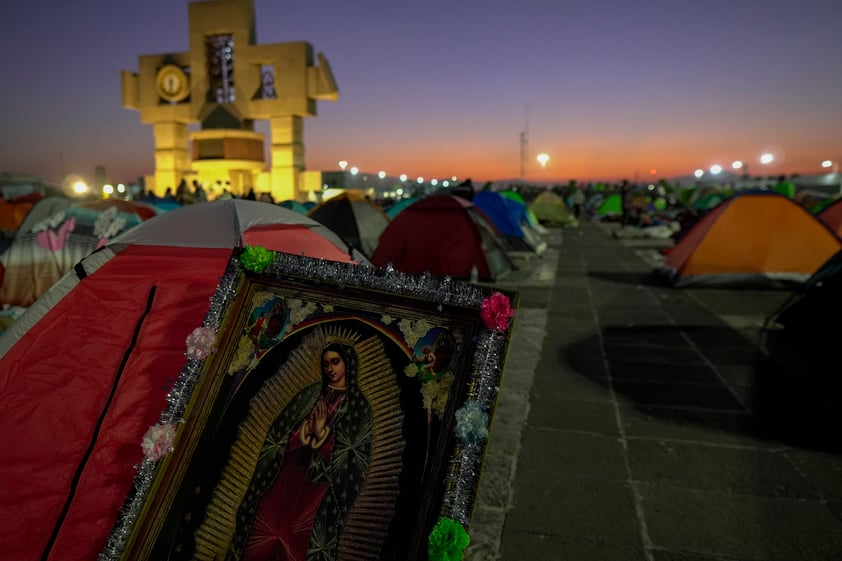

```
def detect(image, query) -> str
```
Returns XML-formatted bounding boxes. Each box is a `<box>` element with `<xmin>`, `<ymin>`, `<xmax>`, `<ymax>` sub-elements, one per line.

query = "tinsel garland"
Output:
<box><xmin>439</xmin><ymin>329</ymin><xmax>508</xmax><ymax>525</ymax></box>
<box><xmin>98</xmin><ymin>249</ymin><xmax>514</xmax><ymax>560</ymax></box>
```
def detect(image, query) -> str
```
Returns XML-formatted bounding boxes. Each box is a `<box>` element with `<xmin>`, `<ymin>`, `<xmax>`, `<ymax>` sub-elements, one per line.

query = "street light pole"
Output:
<box><xmin>536</xmin><ymin>153</ymin><xmax>549</xmax><ymax>184</ymax></box>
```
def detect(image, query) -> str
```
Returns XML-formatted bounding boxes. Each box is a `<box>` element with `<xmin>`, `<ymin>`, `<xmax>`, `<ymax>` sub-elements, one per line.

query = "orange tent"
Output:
<box><xmin>0</xmin><ymin>192</ymin><xmax>43</xmax><ymax>233</ymax></box>
<box><xmin>660</xmin><ymin>192</ymin><xmax>842</xmax><ymax>287</ymax></box>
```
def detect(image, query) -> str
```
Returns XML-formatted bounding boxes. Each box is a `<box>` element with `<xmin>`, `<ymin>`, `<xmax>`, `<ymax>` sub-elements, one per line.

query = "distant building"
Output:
<box><xmin>121</xmin><ymin>0</ymin><xmax>338</xmax><ymax>201</ymax></box>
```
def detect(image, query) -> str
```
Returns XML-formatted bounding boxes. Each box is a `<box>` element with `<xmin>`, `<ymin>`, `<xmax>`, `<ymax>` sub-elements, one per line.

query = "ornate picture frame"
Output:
<box><xmin>103</xmin><ymin>247</ymin><xmax>518</xmax><ymax>561</ymax></box>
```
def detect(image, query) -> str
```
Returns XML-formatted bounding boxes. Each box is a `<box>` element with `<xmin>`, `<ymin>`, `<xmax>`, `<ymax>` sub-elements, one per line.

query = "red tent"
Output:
<box><xmin>371</xmin><ymin>194</ymin><xmax>513</xmax><ymax>281</ymax></box>
<box><xmin>0</xmin><ymin>200</ymin><xmax>368</xmax><ymax>561</ymax></box>
<box><xmin>818</xmin><ymin>198</ymin><xmax>842</xmax><ymax>236</ymax></box>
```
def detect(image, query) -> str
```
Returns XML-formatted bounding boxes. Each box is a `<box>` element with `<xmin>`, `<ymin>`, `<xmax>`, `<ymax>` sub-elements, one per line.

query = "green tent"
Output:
<box><xmin>597</xmin><ymin>193</ymin><xmax>623</xmax><ymax>216</ymax></box>
<box><xmin>529</xmin><ymin>191</ymin><xmax>576</xmax><ymax>226</ymax></box>
<box><xmin>774</xmin><ymin>180</ymin><xmax>796</xmax><ymax>199</ymax></box>
<box><xmin>692</xmin><ymin>192</ymin><xmax>728</xmax><ymax>211</ymax></box>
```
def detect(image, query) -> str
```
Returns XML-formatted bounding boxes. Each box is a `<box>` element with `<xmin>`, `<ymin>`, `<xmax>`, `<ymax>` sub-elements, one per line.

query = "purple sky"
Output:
<box><xmin>2</xmin><ymin>0</ymin><xmax>841</xmax><ymax>186</ymax></box>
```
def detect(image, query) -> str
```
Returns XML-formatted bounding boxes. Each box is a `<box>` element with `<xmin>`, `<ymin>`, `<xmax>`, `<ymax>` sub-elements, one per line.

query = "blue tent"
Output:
<box><xmin>473</xmin><ymin>191</ymin><xmax>526</xmax><ymax>237</ymax></box>
<box><xmin>473</xmin><ymin>191</ymin><xmax>546</xmax><ymax>255</ymax></box>
<box><xmin>279</xmin><ymin>200</ymin><xmax>309</xmax><ymax>215</ymax></box>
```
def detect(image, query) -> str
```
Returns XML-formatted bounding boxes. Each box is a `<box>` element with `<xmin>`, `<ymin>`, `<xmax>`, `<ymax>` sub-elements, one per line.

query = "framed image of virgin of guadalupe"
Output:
<box><xmin>102</xmin><ymin>247</ymin><xmax>518</xmax><ymax>561</ymax></box>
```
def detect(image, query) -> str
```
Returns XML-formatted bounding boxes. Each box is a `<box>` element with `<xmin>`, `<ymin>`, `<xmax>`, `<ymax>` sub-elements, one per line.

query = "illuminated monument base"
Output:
<box><xmin>124</xmin><ymin>0</ymin><xmax>338</xmax><ymax>201</ymax></box>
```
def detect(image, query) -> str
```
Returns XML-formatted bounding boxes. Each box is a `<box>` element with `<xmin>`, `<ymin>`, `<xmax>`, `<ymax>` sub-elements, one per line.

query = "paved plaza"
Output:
<box><xmin>468</xmin><ymin>221</ymin><xmax>842</xmax><ymax>561</ymax></box>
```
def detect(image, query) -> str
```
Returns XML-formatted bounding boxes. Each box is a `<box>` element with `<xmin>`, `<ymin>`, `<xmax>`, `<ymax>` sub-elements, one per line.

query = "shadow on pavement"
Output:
<box><xmin>565</xmin><ymin>323</ymin><xmax>842</xmax><ymax>454</ymax></box>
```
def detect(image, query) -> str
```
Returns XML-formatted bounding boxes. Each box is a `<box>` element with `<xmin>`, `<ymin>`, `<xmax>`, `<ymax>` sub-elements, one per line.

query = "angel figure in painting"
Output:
<box><xmin>190</xmin><ymin>325</ymin><xmax>405</xmax><ymax>561</ymax></box>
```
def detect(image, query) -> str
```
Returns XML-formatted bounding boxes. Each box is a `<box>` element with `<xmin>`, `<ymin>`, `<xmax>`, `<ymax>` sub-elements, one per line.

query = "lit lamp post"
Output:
<box><xmin>822</xmin><ymin>159</ymin><xmax>840</xmax><ymax>193</ymax></box>
<box><xmin>536</xmin><ymin>153</ymin><xmax>549</xmax><ymax>182</ymax></box>
<box><xmin>731</xmin><ymin>160</ymin><xmax>745</xmax><ymax>188</ymax></box>
<box><xmin>759</xmin><ymin>153</ymin><xmax>774</xmax><ymax>187</ymax></box>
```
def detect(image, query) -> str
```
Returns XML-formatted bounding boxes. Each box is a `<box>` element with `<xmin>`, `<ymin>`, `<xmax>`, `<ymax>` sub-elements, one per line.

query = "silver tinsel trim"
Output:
<box><xmin>439</xmin><ymin>329</ymin><xmax>508</xmax><ymax>525</ymax></box>
<box><xmin>99</xmin><ymin>250</ymin><xmax>515</xmax><ymax>559</ymax></box>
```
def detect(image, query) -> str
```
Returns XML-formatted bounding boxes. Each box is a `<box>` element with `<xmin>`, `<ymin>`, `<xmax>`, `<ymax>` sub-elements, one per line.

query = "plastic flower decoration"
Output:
<box><xmin>428</xmin><ymin>517</ymin><xmax>470</xmax><ymax>561</ymax></box>
<box><xmin>141</xmin><ymin>423</ymin><xmax>178</xmax><ymax>461</ymax></box>
<box><xmin>227</xmin><ymin>335</ymin><xmax>256</xmax><ymax>374</ymax></box>
<box><xmin>454</xmin><ymin>400</ymin><xmax>489</xmax><ymax>446</ymax></box>
<box><xmin>421</xmin><ymin>372</ymin><xmax>454</xmax><ymax>418</ymax></box>
<box><xmin>480</xmin><ymin>292</ymin><xmax>513</xmax><ymax>331</ymax></box>
<box><xmin>185</xmin><ymin>326</ymin><xmax>217</xmax><ymax>360</ymax></box>
<box><xmin>240</xmin><ymin>245</ymin><xmax>275</xmax><ymax>273</ymax></box>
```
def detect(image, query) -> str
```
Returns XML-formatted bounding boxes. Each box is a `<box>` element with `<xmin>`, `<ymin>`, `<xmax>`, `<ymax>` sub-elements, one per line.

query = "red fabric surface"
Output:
<box><xmin>371</xmin><ymin>196</ymin><xmax>492</xmax><ymax>280</ymax></box>
<box><xmin>0</xmin><ymin>246</ymin><xmax>231</xmax><ymax>561</ymax></box>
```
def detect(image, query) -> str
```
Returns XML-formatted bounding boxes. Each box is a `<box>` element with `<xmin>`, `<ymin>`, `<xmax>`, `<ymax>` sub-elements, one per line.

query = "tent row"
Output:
<box><xmin>0</xmin><ymin>190</ymin><xmax>559</xmax><ymax>314</ymax></box>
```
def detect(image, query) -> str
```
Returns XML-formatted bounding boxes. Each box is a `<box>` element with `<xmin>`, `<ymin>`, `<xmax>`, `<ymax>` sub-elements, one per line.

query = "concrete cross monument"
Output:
<box><xmin>122</xmin><ymin>0</ymin><xmax>339</xmax><ymax>201</ymax></box>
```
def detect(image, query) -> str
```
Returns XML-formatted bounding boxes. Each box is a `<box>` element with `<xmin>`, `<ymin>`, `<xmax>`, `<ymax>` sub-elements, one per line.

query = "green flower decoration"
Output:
<box><xmin>428</xmin><ymin>517</ymin><xmax>470</xmax><ymax>561</ymax></box>
<box><xmin>241</xmin><ymin>245</ymin><xmax>275</xmax><ymax>273</ymax></box>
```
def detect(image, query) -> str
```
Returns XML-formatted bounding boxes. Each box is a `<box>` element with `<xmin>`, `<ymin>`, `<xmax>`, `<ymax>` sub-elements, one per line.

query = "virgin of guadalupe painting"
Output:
<box><xmin>110</xmin><ymin>249</ymin><xmax>518</xmax><ymax>561</ymax></box>
<box><xmin>150</xmin><ymin>320</ymin><xmax>420</xmax><ymax>561</ymax></box>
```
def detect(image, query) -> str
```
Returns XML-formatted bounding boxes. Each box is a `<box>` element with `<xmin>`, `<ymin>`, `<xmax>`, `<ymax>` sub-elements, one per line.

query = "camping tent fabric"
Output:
<box><xmin>596</xmin><ymin>193</ymin><xmax>623</xmax><ymax>217</ymax></box>
<box><xmin>773</xmin><ymin>248</ymin><xmax>842</xmax><ymax>347</ymax></box>
<box><xmin>0</xmin><ymin>192</ymin><xmax>43</xmax><ymax>233</ymax></box>
<box><xmin>307</xmin><ymin>192</ymin><xmax>390</xmax><ymax>258</ymax></box>
<box><xmin>473</xmin><ymin>191</ymin><xmax>526</xmax><ymax>238</ymax></box>
<box><xmin>279</xmin><ymin>199</ymin><xmax>309</xmax><ymax>215</ymax></box>
<box><xmin>499</xmin><ymin>190</ymin><xmax>545</xmax><ymax>231</ymax></box>
<box><xmin>472</xmin><ymin>191</ymin><xmax>546</xmax><ymax>255</ymax></box>
<box><xmin>385</xmin><ymin>196</ymin><xmax>419</xmax><ymax>219</ymax></box>
<box><xmin>659</xmin><ymin>192</ymin><xmax>842</xmax><ymax>287</ymax></box>
<box><xmin>0</xmin><ymin>199</ymin><xmax>159</xmax><ymax>307</ymax></box>
<box><xmin>692</xmin><ymin>192</ymin><xmax>728</xmax><ymax>212</ymax></box>
<box><xmin>529</xmin><ymin>192</ymin><xmax>576</xmax><ymax>226</ymax></box>
<box><xmin>371</xmin><ymin>194</ymin><xmax>513</xmax><ymax>281</ymax></box>
<box><xmin>818</xmin><ymin>198</ymin><xmax>842</xmax><ymax>236</ymax></box>
<box><xmin>0</xmin><ymin>200</ymin><xmax>370</xmax><ymax>561</ymax></box>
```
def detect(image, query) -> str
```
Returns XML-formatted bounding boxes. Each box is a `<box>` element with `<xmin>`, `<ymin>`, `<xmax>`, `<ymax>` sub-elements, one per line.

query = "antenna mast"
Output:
<box><xmin>519</xmin><ymin>105</ymin><xmax>529</xmax><ymax>179</ymax></box>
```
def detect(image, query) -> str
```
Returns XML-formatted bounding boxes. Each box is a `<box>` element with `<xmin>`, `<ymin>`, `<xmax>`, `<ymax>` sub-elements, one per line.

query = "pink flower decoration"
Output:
<box><xmin>480</xmin><ymin>292</ymin><xmax>514</xmax><ymax>331</ymax></box>
<box><xmin>186</xmin><ymin>326</ymin><xmax>217</xmax><ymax>360</ymax></box>
<box><xmin>141</xmin><ymin>423</ymin><xmax>177</xmax><ymax>461</ymax></box>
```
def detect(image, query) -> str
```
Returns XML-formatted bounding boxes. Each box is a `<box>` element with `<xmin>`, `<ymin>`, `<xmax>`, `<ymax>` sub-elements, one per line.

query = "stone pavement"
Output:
<box><xmin>467</xmin><ymin>221</ymin><xmax>842</xmax><ymax>561</ymax></box>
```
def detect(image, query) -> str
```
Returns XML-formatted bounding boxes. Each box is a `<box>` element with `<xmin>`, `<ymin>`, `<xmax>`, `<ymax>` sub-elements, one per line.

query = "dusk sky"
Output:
<box><xmin>2</xmin><ymin>0</ymin><xmax>841</xmax><ymax>186</ymax></box>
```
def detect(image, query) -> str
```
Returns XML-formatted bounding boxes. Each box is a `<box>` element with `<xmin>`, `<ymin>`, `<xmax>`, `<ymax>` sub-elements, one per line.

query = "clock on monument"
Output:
<box><xmin>156</xmin><ymin>65</ymin><xmax>190</xmax><ymax>103</ymax></box>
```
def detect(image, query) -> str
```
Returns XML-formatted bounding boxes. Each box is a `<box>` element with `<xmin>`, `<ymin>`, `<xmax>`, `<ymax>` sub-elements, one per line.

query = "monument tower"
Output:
<box><xmin>121</xmin><ymin>0</ymin><xmax>338</xmax><ymax>201</ymax></box>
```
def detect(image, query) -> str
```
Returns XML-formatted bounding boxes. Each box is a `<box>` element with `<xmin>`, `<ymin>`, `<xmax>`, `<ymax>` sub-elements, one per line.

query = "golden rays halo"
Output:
<box><xmin>193</xmin><ymin>322</ymin><xmax>405</xmax><ymax>560</ymax></box>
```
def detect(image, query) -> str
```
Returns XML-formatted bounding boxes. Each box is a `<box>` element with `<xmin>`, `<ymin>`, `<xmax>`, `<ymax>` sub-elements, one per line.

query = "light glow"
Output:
<box><xmin>760</xmin><ymin>153</ymin><xmax>774</xmax><ymax>165</ymax></box>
